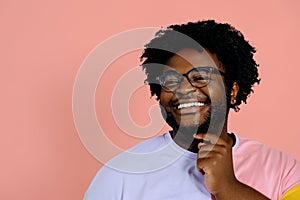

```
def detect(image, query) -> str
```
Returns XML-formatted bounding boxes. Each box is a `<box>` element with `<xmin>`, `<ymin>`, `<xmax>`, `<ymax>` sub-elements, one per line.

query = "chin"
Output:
<box><xmin>175</xmin><ymin>113</ymin><xmax>209</xmax><ymax>132</ymax></box>
<box><xmin>164</xmin><ymin>109</ymin><xmax>211</xmax><ymax>133</ymax></box>
<box><xmin>177</xmin><ymin>119</ymin><xmax>200</xmax><ymax>128</ymax></box>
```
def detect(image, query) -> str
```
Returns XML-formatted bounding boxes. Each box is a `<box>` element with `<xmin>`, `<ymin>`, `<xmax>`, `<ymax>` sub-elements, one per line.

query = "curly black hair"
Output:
<box><xmin>140</xmin><ymin>20</ymin><xmax>260</xmax><ymax>111</ymax></box>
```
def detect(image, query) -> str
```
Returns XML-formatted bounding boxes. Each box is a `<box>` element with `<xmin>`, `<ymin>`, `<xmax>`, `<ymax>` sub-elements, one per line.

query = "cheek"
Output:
<box><xmin>207</xmin><ymin>84</ymin><xmax>227</xmax><ymax>104</ymax></box>
<box><xmin>159</xmin><ymin>92</ymin><xmax>174</xmax><ymax>112</ymax></box>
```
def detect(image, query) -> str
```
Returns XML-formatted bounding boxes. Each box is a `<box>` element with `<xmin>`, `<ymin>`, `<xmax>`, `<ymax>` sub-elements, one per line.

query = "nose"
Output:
<box><xmin>174</xmin><ymin>76</ymin><xmax>196</xmax><ymax>95</ymax></box>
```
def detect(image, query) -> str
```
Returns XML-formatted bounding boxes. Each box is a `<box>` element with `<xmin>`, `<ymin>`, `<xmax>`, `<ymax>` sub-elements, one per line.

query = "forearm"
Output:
<box><xmin>215</xmin><ymin>180</ymin><xmax>270</xmax><ymax>200</ymax></box>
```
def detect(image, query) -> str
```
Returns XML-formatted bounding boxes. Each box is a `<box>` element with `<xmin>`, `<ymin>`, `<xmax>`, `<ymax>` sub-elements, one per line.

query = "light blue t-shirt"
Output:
<box><xmin>85</xmin><ymin>132</ymin><xmax>300</xmax><ymax>200</ymax></box>
<box><xmin>84</xmin><ymin>132</ymin><xmax>215</xmax><ymax>200</ymax></box>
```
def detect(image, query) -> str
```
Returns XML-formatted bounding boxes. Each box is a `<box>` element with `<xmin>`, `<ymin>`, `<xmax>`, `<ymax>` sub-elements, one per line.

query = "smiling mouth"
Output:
<box><xmin>177</xmin><ymin>102</ymin><xmax>205</xmax><ymax>109</ymax></box>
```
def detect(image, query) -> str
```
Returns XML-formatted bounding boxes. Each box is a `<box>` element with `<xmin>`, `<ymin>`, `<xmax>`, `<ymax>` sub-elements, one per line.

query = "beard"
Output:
<box><xmin>162</xmin><ymin>104</ymin><xmax>228</xmax><ymax>134</ymax></box>
<box><xmin>160</xmin><ymin>92</ymin><xmax>231</xmax><ymax>152</ymax></box>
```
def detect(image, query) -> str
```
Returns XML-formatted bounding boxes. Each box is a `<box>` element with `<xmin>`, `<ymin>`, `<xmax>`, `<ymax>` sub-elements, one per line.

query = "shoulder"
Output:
<box><xmin>233</xmin><ymin>134</ymin><xmax>300</xmax><ymax>199</ymax></box>
<box><xmin>84</xmin><ymin>165</ymin><xmax>124</xmax><ymax>200</ymax></box>
<box><xmin>107</xmin><ymin>132</ymin><xmax>184</xmax><ymax>173</ymax></box>
<box><xmin>234</xmin><ymin>134</ymin><xmax>299</xmax><ymax>174</ymax></box>
<box><xmin>234</xmin><ymin>135</ymin><xmax>297</xmax><ymax>166</ymax></box>
<box><xmin>126</xmin><ymin>133</ymin><xmax>170</xmax><ymax>153</ymax></box>
<box><xmin>84</xmin><ymin>133</ymin><xmax>174</xmax><ymax>199</ymax></box>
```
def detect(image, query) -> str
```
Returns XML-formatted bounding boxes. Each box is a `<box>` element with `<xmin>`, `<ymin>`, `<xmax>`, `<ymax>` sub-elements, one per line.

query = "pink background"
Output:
<box><xmin>1</xmin><ymin>0</ymin><xmax>299</xmax><ymax>199</ymax></box>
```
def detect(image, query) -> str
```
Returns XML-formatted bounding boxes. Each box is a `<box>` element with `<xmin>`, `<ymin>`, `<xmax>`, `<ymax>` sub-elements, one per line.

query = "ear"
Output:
<box><xmin>230</xmin><ymin>82</ymin><xmax>239</xmax><ymax>105</ymax></box>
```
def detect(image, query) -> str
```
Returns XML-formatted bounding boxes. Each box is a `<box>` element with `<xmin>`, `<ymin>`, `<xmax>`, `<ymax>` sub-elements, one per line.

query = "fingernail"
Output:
<box><xmin>198</xmin><ymin>142</ymin><xmax>205</xmax><ymax>148</ymax></box>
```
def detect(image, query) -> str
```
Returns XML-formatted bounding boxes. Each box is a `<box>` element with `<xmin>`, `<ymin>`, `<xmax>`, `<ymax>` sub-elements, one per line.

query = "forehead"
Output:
<box><xmin>164</xmin><ymin>48</ymin><xmax>222</xmax><ymax>73</ymax></box>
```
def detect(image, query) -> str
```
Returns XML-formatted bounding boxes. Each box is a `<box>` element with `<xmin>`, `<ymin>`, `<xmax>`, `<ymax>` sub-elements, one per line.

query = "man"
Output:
<box><xmin>85</xmin><ymin>20</ymin><xmax>300</xmax><ymax>199</ymax></box>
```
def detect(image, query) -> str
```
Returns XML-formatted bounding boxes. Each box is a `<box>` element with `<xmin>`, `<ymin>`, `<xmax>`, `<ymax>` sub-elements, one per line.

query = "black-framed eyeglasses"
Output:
<box><xmin>156</xmin><ymin>67</ymin><xmax>225</xmax><ymax>92</ymax></box>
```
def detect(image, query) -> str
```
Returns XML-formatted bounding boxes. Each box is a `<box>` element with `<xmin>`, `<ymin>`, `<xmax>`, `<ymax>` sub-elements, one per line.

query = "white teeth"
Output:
<box><xmin>177</xmin><ymin>102</ymin><xmax>205</xmax><ymax>109</ymax></box>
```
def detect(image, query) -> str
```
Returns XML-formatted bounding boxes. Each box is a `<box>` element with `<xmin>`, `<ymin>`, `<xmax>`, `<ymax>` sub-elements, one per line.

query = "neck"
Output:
<box><xmin>171</xmin><ymin>121</ymin><xmax>229</xmax><ymax>153</ymax></box>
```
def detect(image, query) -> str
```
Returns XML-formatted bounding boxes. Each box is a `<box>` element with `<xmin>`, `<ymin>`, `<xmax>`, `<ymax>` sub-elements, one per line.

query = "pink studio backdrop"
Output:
<box><xmin>1</xmin><ymin>0</ymin><xmax>299</xmax><ymax>199</ymax></box>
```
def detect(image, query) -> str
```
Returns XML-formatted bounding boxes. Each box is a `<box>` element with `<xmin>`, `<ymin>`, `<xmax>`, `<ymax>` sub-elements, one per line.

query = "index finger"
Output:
<box><xmin>193</xmin><ymin>133</ymin><xmax>228</xmax><ymax>146</ymax></box>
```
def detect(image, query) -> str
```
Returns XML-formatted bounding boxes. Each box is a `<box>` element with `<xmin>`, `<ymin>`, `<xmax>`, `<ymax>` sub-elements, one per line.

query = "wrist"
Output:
<box><xmin>213</xmin><ymin>178</ymin><xmax>242</xmax><ymax>199</ymax></box>
<box><xmin>214</xmin><ymin>180</ymin><xmax>270</xmax><ymax>200</ymax></box>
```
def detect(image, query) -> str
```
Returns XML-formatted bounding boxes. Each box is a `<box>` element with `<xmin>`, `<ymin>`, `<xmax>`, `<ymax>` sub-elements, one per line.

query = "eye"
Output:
<box><xmin>191</xmin><ymin>73</ymin><xmax>209</xmax><ymax>83</ymax></box>
<box><xmin>164</xmin><ymin>78</ymin><xmax>180</xmax><ymax>86</ymax></box>
<box><xmin>160</xmin><ymin>72</ymin><xmax>181</xmax><ymax>86</ymax></box>
<box><xmin>193</xmin><ymin>74</ymin><xmax>206</xmax><ymax>81</ymax></box>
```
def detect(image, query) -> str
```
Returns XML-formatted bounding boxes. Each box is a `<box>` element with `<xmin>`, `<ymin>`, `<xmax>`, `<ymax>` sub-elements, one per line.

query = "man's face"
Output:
<box><xmin>159</xmin><ymin>48</ymin><xmax>229</xmax><ymax>132</ymax></box>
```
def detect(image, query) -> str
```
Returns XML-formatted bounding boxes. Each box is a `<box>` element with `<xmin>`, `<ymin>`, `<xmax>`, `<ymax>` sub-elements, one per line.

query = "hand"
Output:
<box><xmin>194</xmin><ymin>133</ymin><xmax>238</xmax><ymax>196</ymax></box>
